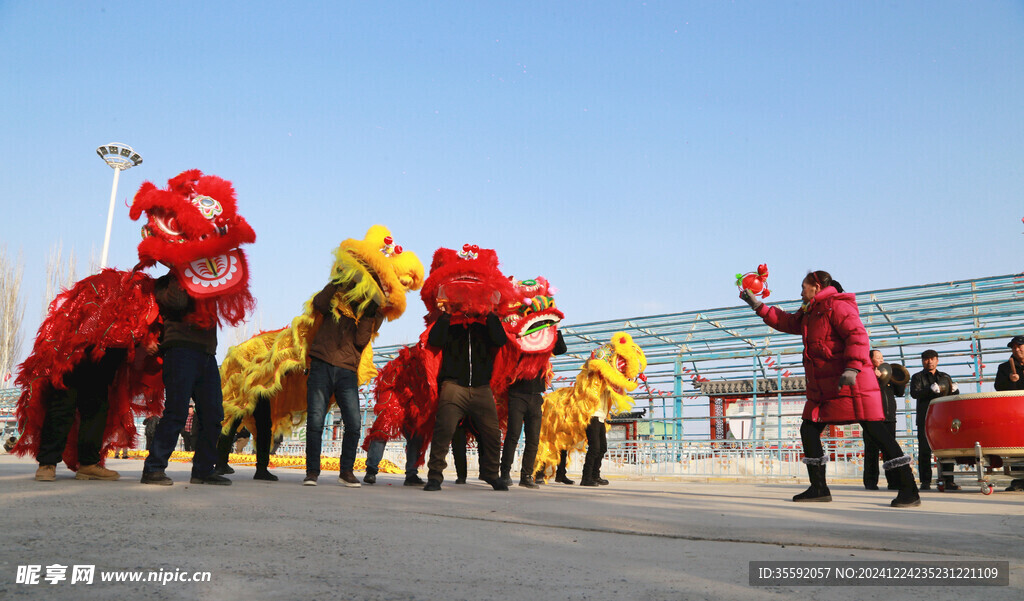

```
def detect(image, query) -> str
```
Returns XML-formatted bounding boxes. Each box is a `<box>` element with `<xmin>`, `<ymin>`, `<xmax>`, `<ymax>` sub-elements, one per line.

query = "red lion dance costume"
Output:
<box><xmin>362</xmin><ymin>244</ymin><xmax>516</xmax><ymax>469</ymax></box>
<box><xmin>12</xmin><ymin>169</ymin><xmax>255</xmax><ymax>479</ymax></box>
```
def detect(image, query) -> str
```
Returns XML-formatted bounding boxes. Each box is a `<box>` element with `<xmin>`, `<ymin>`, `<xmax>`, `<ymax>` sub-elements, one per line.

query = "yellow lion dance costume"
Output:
<box><xmin>535</xmin><ymin>332</ymin><xmax>646</xmax><ymax>483</ymax></box>
<box><xmin>218</xmin><ymin>225</ymin><xmax>423</xmax><ymax>474</ymax></box>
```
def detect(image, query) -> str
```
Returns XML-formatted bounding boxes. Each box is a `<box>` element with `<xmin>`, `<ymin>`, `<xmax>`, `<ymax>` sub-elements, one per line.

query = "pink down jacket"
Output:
<box><xmin>756</xmin><ymin>286</ymin><xmax>883</xmax><ymax>424</ymax></box>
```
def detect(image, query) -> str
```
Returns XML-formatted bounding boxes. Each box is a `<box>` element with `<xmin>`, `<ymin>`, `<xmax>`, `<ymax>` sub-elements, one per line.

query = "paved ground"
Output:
<box><xmin>1</xmin><ymin>454</ymin><xmax>1021</xmax><ymax>601</ymax></box>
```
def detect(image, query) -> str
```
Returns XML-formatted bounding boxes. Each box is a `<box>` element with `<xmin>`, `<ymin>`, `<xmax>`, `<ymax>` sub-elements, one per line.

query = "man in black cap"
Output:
<box><xmin>995</xmin><ymin>336</ymin><xmax>1024</xmax><ymax>491</ymax></box>
<box><xmin>910</xmin><ymin>350</ymin><xmax>959</xmax><ymax>490</ymax></box>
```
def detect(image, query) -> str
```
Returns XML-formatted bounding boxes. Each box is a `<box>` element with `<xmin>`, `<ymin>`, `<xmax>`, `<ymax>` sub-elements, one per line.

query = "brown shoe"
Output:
<box><xmin>35</xmin><ymin>464</ymin><xmax>56</xmax><ymax>481</ymax></box>
<box><xmin>76</xmin><ymin>464</ymin><xmax>120</xmax><ymax>481</ymax></box>
<box><xmin>338</xmin><ymin>470</ymin><xmax>361</xmax><ymax>488</ymax></box>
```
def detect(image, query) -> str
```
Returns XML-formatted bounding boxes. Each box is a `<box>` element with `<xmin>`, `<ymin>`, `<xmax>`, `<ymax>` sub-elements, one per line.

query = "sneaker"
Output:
<box><xmin>404</xmin><ymin>475</ymin><xmax>426</xmax><ymax>486</ymax></box>
<box><xmin>76</xmin><ymin>464</ymin><xmax>120</xmax><ymax>481</ymax></box>
<box><xmin>454</xmin><ymin>477</ymin><xmax>467</xmax><ymax>484</ymax></box>
<box><xmin>215</xmin><ymin>465</ymin><xmax>235</xmax><ymax>475</ymax></box>
<box><xmin>919</xmin><ymin>483</ymin><xmax>931</xmax><ymax>491</ymax></box>
<box><xmin>140</xmin><ymin>471</ymin><xmax>173</xmax><ymax>486</ymax></box>
<box><xmin>864</xmin><ymin>484</ymin><xmax>879</xmax><ymax>490</ymax></box>
<box><xmin>303</xmin><ymin>474</ymin><xmax>318</xmax><ymax>486</ymax></box>
<box><xmin>484</xmin><ymin>477</ymin><xmax>509</xmax><ymax>491</ymax></box>
<box><xmin>35</xmin><ymin>464</ymin><xmax>56</xmax><ymax>482</ymax></box>
<box><xmin>423</xmin><ymin>479</ymin><xmax>442</xmax><ymax>491</ymax></box>
<box><xmin>190</xmin><ymin>473</ymin><xmax>232</xmax><ymax>485</ymax></box>
<box><xmin>339</xmin><ymin>471</ymin><xmax>361</xmax><ymax>488</ymax></box>
<box><xmin>363</xmin><ymin>473</ymin><xmax>377</xmax><ymax>485</ymax></box>
<box><xmin>253</xmin><ymin>469</ymin><xmax>278</xmax><ymax>481</ymax></box>
<box><xmin>1004</xmin><ymin>479</ymin><xmax>1024</xmax><ymax>492</ymax></box>
<box><xmin>943</xmin><ymin>481</ymin><xmax>962</xmax><ymax>491</ymax></box>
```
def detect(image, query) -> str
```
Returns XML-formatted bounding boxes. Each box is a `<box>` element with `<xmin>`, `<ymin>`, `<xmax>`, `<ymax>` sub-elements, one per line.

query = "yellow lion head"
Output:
<box><xmin>329</xmin><ymin>224</ymin><xmax>425</xmax><ymax>322</ymax></box>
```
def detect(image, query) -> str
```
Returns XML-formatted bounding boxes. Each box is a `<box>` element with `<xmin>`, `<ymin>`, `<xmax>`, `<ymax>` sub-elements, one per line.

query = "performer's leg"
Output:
<box><xmin>253</xmin><ymin>396</ymin><xmax>276</xmax><ymax>480</ymax></box>
<box><xmin>143</xmin><ymin>348</ymin><xmax>197</xmax><ymax>480</ymax></box>
<box><xmin>467</xmin><ymin>387</ymin><xmax>503</xmax><ymax>487</ymax></box>
<box><xmin>75</xmin><ymin>348</ymin><xmax>124</xmax><ymax>469</ymax></box>
<box><xmin>425</xmin><ymin>382</ymin><xmax>469</xmax><ymax>486</ymax></box>
<box><xmin>594</xmin><ymin>422</ymin><xmax>609</xmax><ymax>485</ymax></box>
<box><xmin>581</xmin><ymin>417</ymin><xmax>602</xmax><ymax>486</ymax></box>
<box><xmin>190</xmin><ymin>354</ymin><xmax>225</xmax><ymax>481</ymax></box>
<box><xmin>862</xmin><ymin>430</ymin><xmax>881</xmax><ymax>490</ymax></box>
<box><xmin>519</xmin><ymin>393</ymin><xmax>543</xmax><ymax>487</ymax></box>
<box><xmin>36</xmin><ymin>387</ymin><xmax>78</xmax><ymax>468</ymax></box>
<box><xmin>555</xmin><ymin>449</ymin><xmax>573</xmax><ymax>484</ymax></box>
<box><xmin>501</xmin><ymin>391</ymin><xmax>527</xmax><ymax>484</ymax></box>
<box><xmin>882</xmin><ymin>421</ymin><xmax>899</xmax><ymax>490</ymax></box>
<box><xmin>334</xmin><ymin>367</ymin><xmax>362</xmax><ymax>476</ymax></box>
<box><xmin>303</xmin><ymin>358</ymin><xmax>333</xmax><ymax>481</ymax></box>
<box><xmin>365</xmin><ymin>438</ymin><xmax>386</xmax><ymax>476</ymax></box>
<box><xmin>861</xmin><ymin>420</ymin><xmax>920</xmax><ymax>507</ymax></box>
<box><xmin>794</xmin><ymin>420</ymin><xmax>831</xmax><ymax>502</ymax></box>
<box><xmin>916</xmin><ymin>409</ymin><xmax>932</xmax><ymax>488</ymax></box>
<box><xmin>405</xmin><ymin>436</ymin><xmax>423</xmax><ymax>481</ymax></box>
<box><xmin>451</xmin><ymin>422</ymin><xmax>468</xmax><ymax>483</ymax></box>
<box><xmin>216</xmin><ymin>417</ymin><xmax>242</xmax><ymax>474</ymax></box>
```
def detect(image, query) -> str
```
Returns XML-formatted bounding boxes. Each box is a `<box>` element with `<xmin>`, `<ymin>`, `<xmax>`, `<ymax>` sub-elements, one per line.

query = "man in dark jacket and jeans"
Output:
<box><xmin>142</xmin><ymin>275</ymin><xmax>230</xmax><ymax>486</ymax></box>
<box><xmin>910</xmin><ymin>349</ymin><xmax>959</xmax><ymax>491</ymax></box>
<box><xmin>303</xmin><ymin>282</ymin><xmax>384</xmax><ymax>487</ymax></box>
<box><xmin>423</xmin><ymin>305</ymin><xmax>508</xmax><ymax>491</ymax></box>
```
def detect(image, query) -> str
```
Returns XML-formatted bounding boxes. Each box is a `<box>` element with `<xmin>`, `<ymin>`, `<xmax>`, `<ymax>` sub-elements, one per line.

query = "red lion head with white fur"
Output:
<box><xmin>129</xmin><ymin>169</ymin><xmax>256</xmax><ymax>327</ymax></box>
<box><xmin>420</xmin><ymin>244</ymin><xmax>517</xmax><ymax>325</ymax></box>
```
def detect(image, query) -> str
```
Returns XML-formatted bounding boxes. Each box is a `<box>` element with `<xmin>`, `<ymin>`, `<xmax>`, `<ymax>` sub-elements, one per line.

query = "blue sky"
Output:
<box><xmin>2</xmin><ymin>1</ymin><xmax>1022</xmax><ymax>362</ymax></box>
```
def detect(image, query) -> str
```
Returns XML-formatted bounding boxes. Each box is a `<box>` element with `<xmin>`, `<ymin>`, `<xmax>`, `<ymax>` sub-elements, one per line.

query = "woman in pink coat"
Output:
<box><xmin>741</xmin><ymin>270</ymin><xmax>919</xmax><ymax>508</ymax></box>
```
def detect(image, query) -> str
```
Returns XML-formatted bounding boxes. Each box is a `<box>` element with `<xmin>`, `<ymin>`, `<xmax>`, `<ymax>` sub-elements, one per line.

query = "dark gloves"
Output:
<box><xmin>838</xmin><ymin>368</ymin><xmax>859</xmax><ymax>389</ymax></box>
<box><xmin>739</xmin><ymin>289</ymin><xmax>762</xmax><ymax>311</ymax></box>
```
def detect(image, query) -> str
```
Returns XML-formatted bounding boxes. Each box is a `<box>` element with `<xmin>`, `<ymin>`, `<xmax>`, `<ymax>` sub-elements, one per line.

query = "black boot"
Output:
<box><xmin>500</xmin><ymin>468</ymin><xmax>513</xmax><ymax>488</ymax></box>
<box><xmin>580</xmin><ymin>464</ymin><xmax>599</xmax><ymax>487</ymax></box>
<box><xmin>555</xmin><ymin>450</ymin><xmax>574</xmax><ymax>484</ymax></box>
<box><xmin>215</xmin><ymin>433</ymin><xmax>235</xmax><ymax>475</ymax></box>
<box><xmin>793</xmin><ymin>461</ymin><xmax>831</xmax><ymax>502</ymax></box>
<box><xmin>519</xmin><ymin>474</ymin><xmax>539</xmax><ymax>489</ymax></box>
<box><xmin>253</xmin><ymin>468</ymin><xmax>278</xmax><ymax>481</ymax></box>
<box><xmin>594</xmin><ymin>463</ymin><xmax>609</xmax><ymax>486</ymax></box>
<box><xmin>887</xmin><ymin>459</ymin><xmax>921</xmax><ymax>507</ymax></box>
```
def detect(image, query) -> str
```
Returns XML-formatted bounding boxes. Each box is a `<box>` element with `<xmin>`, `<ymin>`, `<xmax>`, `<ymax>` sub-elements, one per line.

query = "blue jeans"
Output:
<box><xmin>144</xmin><ymin>347</ymin><xmax>223</xmax><ymax>478</ymax></box>
<box><xmin>305</xmin><ymin>358</ymin><xmax>360</xmax><ymax>475</ymax></box>
<box><xmin>365</xmin><ymin>437</ymin><xmax>422</xmax><ymax>477</ymax></box>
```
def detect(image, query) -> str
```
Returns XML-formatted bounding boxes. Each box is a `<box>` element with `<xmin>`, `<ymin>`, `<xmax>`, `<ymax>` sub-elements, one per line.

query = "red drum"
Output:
<box><xmin>925</xmin><ymin>391</ymin><xmax>1024</xmax><ymax>460</ymax></box>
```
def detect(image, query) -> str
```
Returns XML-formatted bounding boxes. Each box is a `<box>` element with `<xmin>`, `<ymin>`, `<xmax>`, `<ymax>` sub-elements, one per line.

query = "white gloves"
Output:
<box><xmin>951</xmin><ymin>382</ymin><xmax>958</xmax><ymax>393</ymax></box>
<box><xmin>930</xmin><ymin>382</ymin><xmax>941</xmax><ymax>394</ymax></box>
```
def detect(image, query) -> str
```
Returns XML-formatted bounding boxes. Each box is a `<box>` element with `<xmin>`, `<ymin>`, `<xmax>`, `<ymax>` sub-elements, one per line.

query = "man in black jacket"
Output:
<box><xmin>863</xmin><ymin>350</ymin><xmax>906</xmax><ymax>491</ymax></box>
<box><xmin>500</xmin><ymin>331</ymin><xmax>567</xmax><ymax>488</ymax></box>
<box><xmin>995</xmin><ymin>335</ymin><xmax>1024</xmax><ymax>491</ymax></box>
<box><xmin>909</xmin><ymin>349</ymin><xmax>959</xmax><ymax>491</ymax></box>
<box><xmin>423</xmin><ymin>306</ymin><xmax>507</xmax><ymax>491</ymax></box>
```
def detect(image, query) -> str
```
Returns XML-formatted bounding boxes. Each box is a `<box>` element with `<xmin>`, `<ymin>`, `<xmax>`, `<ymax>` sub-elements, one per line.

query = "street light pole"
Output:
<box><xmin>96</xmin><ymin>143</ymin><xmax>143</xmax><ymax>269</ymax></box>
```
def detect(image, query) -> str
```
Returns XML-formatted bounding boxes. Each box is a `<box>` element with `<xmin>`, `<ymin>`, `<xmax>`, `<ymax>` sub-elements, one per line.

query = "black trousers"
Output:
<box><xmin>916</xmin><ymin>411</ymin><xmax>952</xmax><ymax>485</ymax></box>
<box><xmin>219</xmin><ymin>395</ymin><xmax>273</xmax><ymax>469</ymax></box>
<box><xmin>582</xmin><ymin>417</ymin><xmax>608</xmax><ymax>478</ymax></box>
<box><xmin>500</xmin><ymin>390</ymin><xmax>544</xmax><ymax>477</ymax></box>
<box><xmin>801</xmin><ymin>419</ymin><xmax>905</xmax><ymax>465</ymax></box>
<box><xmin>427</xmin><ymin>381</ymin><xmax>500</xmax><ymax>483</ymax></box>
<box><xmin>863</xmin><ymin>421</ymin><xmax>898</xmax><ymax>488</ymax></box>
<box><xmin>37</xmin><ymin>348</ymin><xmax>126</xmax><ymax>467</ymax></box>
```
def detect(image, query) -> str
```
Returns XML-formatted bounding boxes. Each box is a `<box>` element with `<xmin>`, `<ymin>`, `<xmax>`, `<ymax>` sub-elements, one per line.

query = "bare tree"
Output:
<box><xmin>0</xmin><ymin>246</ymin><xmax>25</xmax><ymax>388</ymax></box>
<box><xmin>43</xmin><ymin>241</ymin><xmax>78</xmax><ymax>316</ymax></box>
